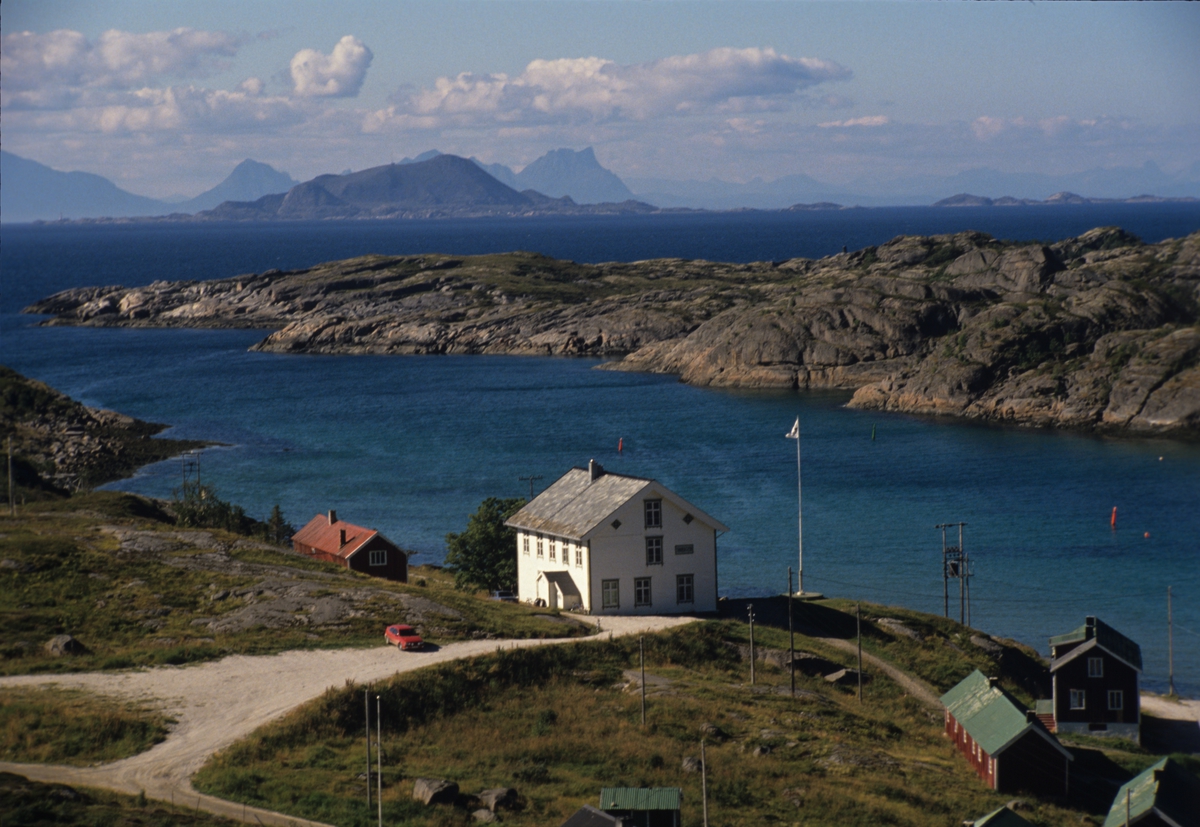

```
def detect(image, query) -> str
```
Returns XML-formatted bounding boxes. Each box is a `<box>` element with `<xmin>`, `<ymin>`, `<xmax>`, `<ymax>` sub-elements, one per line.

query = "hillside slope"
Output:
<box><xmin>24</xmin><ymin>228</ymin><xmax>1200</xmax><ymax>435</ymax></box>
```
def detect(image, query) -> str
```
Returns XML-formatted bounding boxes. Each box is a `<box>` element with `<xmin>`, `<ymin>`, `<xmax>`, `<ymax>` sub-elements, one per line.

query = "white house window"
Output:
<box><xmin>1108</xmin><ymin>690</ymin><xmax>1123</xmax><ymax>711</ymax></box>
<box><xmin>676</xmin><ymin>574</ymin><xmax>694</xmax><ymax>604</ymax></box>
<box><xmin>1070</xmin><ymin>689</ymin><xmax>1086</xmax><ymax>710</ymax></box>
<box><xmin>675</xmin><ymin>543</ymin><xmax>694</xmax><ymax>555</ymax></box>
<box><xmin>646</xmin><ymin>536</ymin><xmax>663</xmax><ymax>565</ymax></box>
<box><xmin>536</xmin><ymin>535</ymin><xmax>544</xmax><ymax>558</ymax></box>
<box><xmin>522</xmin><ymin>535</ymin><xmax>530</xmax><ymax>556</ymax></box>
<box><xmin>575</xmin><ymin>544</ymin><xmax>583</xmax><ymax>567</ymax></box>
<box><xmin>1088</xmin><ymin>657</ymin><xmax>1104</xmax><ymax>678</ymax></box>
<box><xmin>634</xmin><ymin>577</ymin><xmax>652</xmax><ymax>607</ymax></box>
<box><xmin>644</xmin><ymin>499</ymin><xmax>662</xmax><ymax>529</ymax></box>
<box><xmin>549</xmin><ymin>539</ymin><xmax>556</xmax><ymax>562</ymax></box>
<box><xmin>369</xmin><ymin>549</ymin><xmax>387</xmax><ymax>567</ymax></box>
<box><xmin>602</xmin><ymin>579</ymin><xmax>620</xmax><ymax>609</ymax></box>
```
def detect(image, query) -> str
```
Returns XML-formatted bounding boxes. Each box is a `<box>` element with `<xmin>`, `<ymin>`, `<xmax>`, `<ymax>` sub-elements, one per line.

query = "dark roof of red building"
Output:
<box><xmin>293</xmin><ymin>513</ymin><xmax>386</xmax><ymax>560</ymax></box>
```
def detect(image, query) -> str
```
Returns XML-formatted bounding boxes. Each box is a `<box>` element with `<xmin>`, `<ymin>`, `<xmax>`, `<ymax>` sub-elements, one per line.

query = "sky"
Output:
<box><xmin>3</xmin><ymin>0</ymin><xmax>1199</xmax><ymax>199</ymax></box>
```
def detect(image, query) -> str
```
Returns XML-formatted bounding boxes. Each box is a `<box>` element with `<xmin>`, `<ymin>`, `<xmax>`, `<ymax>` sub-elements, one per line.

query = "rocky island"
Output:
<box><xmin>25</xmin><ymin>227</ymin><xmax>1200</xmax><ymax>435</ymax></box>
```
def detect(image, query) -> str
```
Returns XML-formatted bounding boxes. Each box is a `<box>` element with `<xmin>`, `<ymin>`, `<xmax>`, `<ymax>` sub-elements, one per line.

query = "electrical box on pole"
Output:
<box><xmin>936</xmin><ymin>522</ymin><xmax>970</xmax><ymax>625</ymax></box>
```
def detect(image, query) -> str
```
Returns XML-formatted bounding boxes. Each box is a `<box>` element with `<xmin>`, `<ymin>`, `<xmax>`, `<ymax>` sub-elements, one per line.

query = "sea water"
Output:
<box><xmin>3</xmin><ymin>206</ymin><xmax>1198</xmax><ymax>694</ymax></box>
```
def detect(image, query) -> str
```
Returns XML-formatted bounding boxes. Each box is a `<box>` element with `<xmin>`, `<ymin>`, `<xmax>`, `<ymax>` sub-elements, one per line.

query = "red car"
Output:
<box><xmin>384</xmin><ymin>624</ymin><xmax>424</xmax><ymax>650</ymax></box>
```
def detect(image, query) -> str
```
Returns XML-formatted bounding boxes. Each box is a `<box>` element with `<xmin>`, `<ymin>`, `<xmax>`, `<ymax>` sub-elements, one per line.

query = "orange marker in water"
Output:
<box><xmin>1110</xmin><ymin>506</ymin><xmax>1117</xmax><ymax>528</ymax></box>
<box><xmin>618</xmin><ymin>437</ymin><xmax>623</xmax><ymax>454</ymax></box>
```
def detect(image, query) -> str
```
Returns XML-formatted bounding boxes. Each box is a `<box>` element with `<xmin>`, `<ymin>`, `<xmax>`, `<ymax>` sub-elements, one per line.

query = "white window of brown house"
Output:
<box><xmin>536</xmin><ymin>534</ymin><xmax>544</xmax><ymax>558</ymax></box>
<box><xmin>1070</xmin><ymin>689</ymin><xmax>1086</xmax><ymax>710</ymax></box>
<box><xmin>1088</xmin><ymin>657</ymin><xmax>1104</xmax><ymax>678</ymax></box>
<box><xmin>676</xmin><ymin>574</ymin><xmax>694</xmax><ymax>604</ymax></box>
<box><xmin>602</xmin><ymin>579</ymin><xmax>619</xmax><ymax>609</ymax></box>
<box><xmin>644</xmin><ymin>499</ymin><xmax>662</xmax><ymax>529</ymax></box>
<box><xmin>369</xmin><ymin>549</ymin><xmax>387</xmax><ymax>566</ymax></box>
<box><xmin>1108</xmin><ymin>690</ymin><xmax>1123</xmax><ymax>711</ymax></box>
<box><xmin>645</xmin><ymin>536</ymin><xmax>663</xmax><ymax>565</ymax></box>
<box><xmin>634</xmin><ymin>577</ymin><xmax>652</xmax><ymax>607</ymax></box>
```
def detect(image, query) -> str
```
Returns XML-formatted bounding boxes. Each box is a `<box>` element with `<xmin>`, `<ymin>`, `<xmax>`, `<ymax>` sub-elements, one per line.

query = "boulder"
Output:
<box><xmin>472</xmin><ymin>809</ymin><xmax>498</xmax><ymax>823</ymax></box>
<box><xmin>698</xmin><ymin>722</ymin><xmax>726</xmax><ymax>741</ymax></box>
<box><xmin>478</xmin><ymin>788</ymin><xmax>518</xmax><ymax>812</ymax></box>
<box><xmin>750</xmin><ymin>745</ymin><xmax>771</xmax><ymax>757</ymax></box>
<box><xmin>971</xmin><ymin>635</ymin><xmax>1003</xmax><ymax>655</ymax></box>
<box><xmin>412</xmin><ymin>778</ymin><xmax>458</xmax><ymax>805</ymax></box>
<box><xmin>877</xmin><ymin>618</ymin><xmax>922</xmax><ymax>641</ymax></box>
<box><xmin>681</xmin><ymin>757</ymin><xmax>702</xmax><ymax>773</ymax></box>
<box><xmin>824</xmin><ymin>668</ymin><xmax>868</xmax><ymax>685</ymax></box>
<box><xmin>44</xmin><ymin>635</ymin><xmax>87</xmax><ymax>656</ymax></box>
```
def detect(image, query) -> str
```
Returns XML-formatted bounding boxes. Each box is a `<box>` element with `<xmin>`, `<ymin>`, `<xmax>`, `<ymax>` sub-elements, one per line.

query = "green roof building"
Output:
<box><xmin>1049</xmin><ymin>616</ymin><xmax>1142</xmax><ymax>743</ymax></box>
<box><xmin>598</xmin><ymin>787</ymin><xmax>681</xmax><ymax>827</ymax></box>
<box><xmin>941</xmin><ymin>669</ymin><xmax>1072</xmax><ymax>797</ymax></box>
<box><xmin>1102</xmin><ymin>758</ymin><xmax>1200</xmax><ymax>827</ymax></box>
<box><xmin>971</xmin><ymin>805</ymin><xmax>1036</xmax><ymax>827</ymax></box>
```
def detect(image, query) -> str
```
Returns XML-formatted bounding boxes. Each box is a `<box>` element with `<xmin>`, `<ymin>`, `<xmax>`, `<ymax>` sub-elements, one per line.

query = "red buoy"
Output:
<box><xmin>618</xmin><ymin>437</ymin><xmax>623</xmax><ymax>454</ymax></box>
<box><xmin>1110</xmin><ymin>506</ymin><xmax>1117</xmax><ymax>528</ymax></box>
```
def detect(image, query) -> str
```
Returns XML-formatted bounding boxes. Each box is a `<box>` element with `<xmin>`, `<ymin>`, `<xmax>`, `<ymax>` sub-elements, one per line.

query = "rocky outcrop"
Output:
<box><xmin>0</xmin><ymin>366</ymin><xmax>205</xmax><ymax>493</ymax></box>
<box><xmin>24</xmin><ymin>227</ymin><xmax>1200</xmax><ymax>436</ymax></box>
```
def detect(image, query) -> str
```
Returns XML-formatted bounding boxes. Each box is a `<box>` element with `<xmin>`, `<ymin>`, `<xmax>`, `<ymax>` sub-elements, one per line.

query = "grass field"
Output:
<box><xmin>192</xmin><ymin>619</ymin><xmax>1164</xmax><ymax>827</ymax></box>
<box><xmin>1</xmin><ymin>686</ymin><xmax>169</xmax><ymax>766</ymax></box>
<box><xmin>0</xmin><ymin>491</ymin><xmax>591</xmax><ymax>677</ymax></box>
<box><xmin>1</xmin><ymin>771</ymin><xmax>237</xmax><ymax>827</ymax></box>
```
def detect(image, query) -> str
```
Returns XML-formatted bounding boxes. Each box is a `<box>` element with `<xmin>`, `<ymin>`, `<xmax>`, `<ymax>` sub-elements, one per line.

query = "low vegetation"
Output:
<box><xmin>0</xmin><ymin>686</ymin><xmax>169</xmax><ymax>766</ymax></box>
<box><xmin>0</xmin><ymin>771</ymin><xmax>236</xmax><ymax>827</ymax></box>
<box><xmin>0</xmin><ymin>491</ymin><xmax>590</xmax><ymax>677</ymax></box>
<box><xmin>194</xmin><ymin>618</ymin><xmax>1149</xmax><ymax>827</ymax></box>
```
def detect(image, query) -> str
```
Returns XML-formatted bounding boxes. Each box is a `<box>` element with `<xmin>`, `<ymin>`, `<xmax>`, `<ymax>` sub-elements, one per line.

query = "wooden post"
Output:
<box><xmin>1168</xmin><ymin>586</ymin><xmax>1176</xmax><ymax>696</ymax></box>
<box><xmin>640</xmin><ymin>636</ymin><xmax>646</xmax><ymax>726</ymax></box>
<box><xmin>7</xmin><ymin>436</ymin><xmax>14</xmax><ymax>517</ymax></box>
<box><xmin>700</xmin><ymin>739</ymin><xmax>709</xmax><ymax>827</ymax></box>
<box><xmin>748</xmin><ymin>604</ymin><xmax>755</xmax><ymax>686</ymax></box>
<box><xmin>365</xmin><ymin>689</ymin><xmax>371</xmax><ymax>810</ymax></box>
<box><xmin>788</xmin><ymin>568</ymin><xmax>795</xmax><ymax>698</ymax></box>
<box><xmin>856</xmin><ymin>603</ymin><xmax>863</xmax><ymax>703</ymax></box>
<box><xmin>377</xmin><ymin>695</ymin><xmax>383</xmax><ymax>827</ymax></box>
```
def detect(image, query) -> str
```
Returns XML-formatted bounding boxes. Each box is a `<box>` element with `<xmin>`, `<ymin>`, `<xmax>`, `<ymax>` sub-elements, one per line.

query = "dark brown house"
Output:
<box><xmin>1046</xmin><ymin>616</ymin><xmax>1141</xmax><ymax>743</ymax></box>
<box><xmin>293</xmin><ymin>510</ymin><xmax>407</xmax><ymax>582</ymax></box>
<box><xmin>942</xmin><ymin>670</ymin><xmax>1073</xmax><ymax>797</ymax></box>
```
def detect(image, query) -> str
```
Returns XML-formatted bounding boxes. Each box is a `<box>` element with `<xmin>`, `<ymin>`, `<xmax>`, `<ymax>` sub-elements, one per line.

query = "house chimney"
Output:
<box><xmin>328</xmin><ymin>510</ymin><xmax>337</xmax><ymax>525</ymax></box>
<box><xmin>987</xmin><ymin>676</ymin><xmax>999</xmax><ymax>687</ymax></box>
<box><xmin>589</xmin><ymin>459</ymin><xmax>605</xmax><ymax>482</ymax></box>
<box><xmin>1086</xmin><ymin>615</ymin><xmax>1096</xmax><ymax>639</ymax></box>
<box><xmin>339</xmin><ymin>529</ymin><xmax>346</xmax><ymax>547</ymax></box>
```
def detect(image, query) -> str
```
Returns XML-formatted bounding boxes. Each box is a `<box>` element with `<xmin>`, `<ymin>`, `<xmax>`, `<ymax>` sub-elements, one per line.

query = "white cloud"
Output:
<box><xmin>290</xmin><ymin>36</ymin><xmax>373</xmax><ymax>97</ymax></box>
<box><xmin>1</xmin><ymin>28</ymin><xmax>242</xmax><ymax>107</ymax></box>
<box><xmin>374</xmin><ymin>47</ymin><xmax>850</xmax><ymax>128</ymax></box>
<box><xmin>817</xmin><ymin>115</ymin><xmax>889</xmax><ymax>128</ymax></box>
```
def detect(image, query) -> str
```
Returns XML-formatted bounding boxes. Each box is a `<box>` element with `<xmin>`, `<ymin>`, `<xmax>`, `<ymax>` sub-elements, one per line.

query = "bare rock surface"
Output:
<box><xmin>25</xmin><ymin>228</ymin><xmax>1200</xmax><ymax>435</ymax></box>
<box><xmin>413</xmin><ymin>777</ymin><xmax>459</xmax><ymax>805</ymax></box>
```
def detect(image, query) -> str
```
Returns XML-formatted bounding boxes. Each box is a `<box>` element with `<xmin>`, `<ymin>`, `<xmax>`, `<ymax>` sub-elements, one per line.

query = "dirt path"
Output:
<box><xmin>816</xmin><ymin>636</ymin><xmax>942</xmax><ymax>708</ymax></box>
<box><xmin>0</xmin><ymin>614</ymin><xmax>694</xmax><ymax>826</ymax></box>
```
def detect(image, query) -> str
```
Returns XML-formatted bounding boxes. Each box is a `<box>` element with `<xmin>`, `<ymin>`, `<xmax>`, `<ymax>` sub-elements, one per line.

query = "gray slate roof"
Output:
<box><xmin>506</xmin><ymin>468</ymin><xmax>651</xmax><ymax>539</ymax></box>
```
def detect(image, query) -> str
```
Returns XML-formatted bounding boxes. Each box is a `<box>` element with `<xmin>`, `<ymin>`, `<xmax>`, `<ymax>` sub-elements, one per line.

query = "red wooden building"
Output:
<box><xmin>1045</xmin><ymin>616</ymin><xmax>1142</xmax><ymax>743</ymax></box>
<box><xmin>293</xmin><ymin>510</ymin><xmax>407</xmax><ymax>582</ymax></box>
<box><xmin>941</xmin><ymin>670</ymin><xmax>1073</xmax><ymax>798</ymax></box>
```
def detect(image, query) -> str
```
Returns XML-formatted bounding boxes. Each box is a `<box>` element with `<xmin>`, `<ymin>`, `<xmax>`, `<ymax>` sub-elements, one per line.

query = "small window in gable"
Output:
<box><xmin>1087</xmin><ymin>657</ymin><xmax>1103</xmax><ymax>678</ymax></box>
<box><xmin>369</xmin><ymin>549</ymin><xmax>387</xmax><ymax>567</ymax></box>
<box><xmin>644</xmin><ymin>499</ymin><xmax>662</xmax><ymax>529</ymax></box>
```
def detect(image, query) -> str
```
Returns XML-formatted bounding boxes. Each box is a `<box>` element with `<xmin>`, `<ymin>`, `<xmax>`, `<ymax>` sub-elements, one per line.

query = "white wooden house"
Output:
<box><xmin>505</xmin><ymin>460</ymin><xmax>727</xmax><ymax>615</ymax></box>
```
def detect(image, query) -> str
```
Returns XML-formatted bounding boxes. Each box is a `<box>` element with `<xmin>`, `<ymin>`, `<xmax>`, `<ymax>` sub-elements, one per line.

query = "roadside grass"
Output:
<box><xmin>0</xmin><ymin>686</ymin><xmax>169</xmax><ymax>766</ymax></box>
<box><xmin>195</xmin><ymin>621</ymin><xmax>1098</xmax><ymax>827</ymax></box>
<box><xmin>0</xmin><ymin>771</ymin><xmax>237</xmax><ymax>827</ymax></box>
<box><xmin>1</xmin><ymin>491</ymin><xmax>591</xmax><ymax>677</ymax></box>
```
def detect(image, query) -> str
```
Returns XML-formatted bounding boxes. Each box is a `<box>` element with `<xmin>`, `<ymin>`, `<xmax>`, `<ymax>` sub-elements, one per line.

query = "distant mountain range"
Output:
<box><xmin>0</xmin><ymin>152</ymin><xmax>297</xmax><ymax>223</ymax></box>
<box><xmin>200</xmin><ymin>154</ymin><xmax>654</xmax><ymax>220</ymax></box>
<box><xmin>932</xmin><ymin>191</ymin><xmax>1197</xmax><ymax>207</ymax></box>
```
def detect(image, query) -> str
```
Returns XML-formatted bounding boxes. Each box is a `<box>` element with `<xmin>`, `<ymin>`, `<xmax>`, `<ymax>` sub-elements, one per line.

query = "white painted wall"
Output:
<box><xmin>516</xmin><ymin>530</ymin><xmax>591</xmax><ymax>611</ymax></box>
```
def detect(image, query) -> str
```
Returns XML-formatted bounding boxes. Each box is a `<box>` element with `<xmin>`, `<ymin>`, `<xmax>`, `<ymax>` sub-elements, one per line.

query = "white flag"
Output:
<box><xmin>786</xmin><ymin>417</ymin><xmax>800</xmax><ymax>439</ymax></box>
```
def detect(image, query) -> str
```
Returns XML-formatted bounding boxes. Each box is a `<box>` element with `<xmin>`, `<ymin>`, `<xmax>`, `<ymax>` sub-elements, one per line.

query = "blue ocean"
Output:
<box><xmin>3</xmin><ymin>205</ymin><xmax>1198</xmax><ymax>694</ymax></box>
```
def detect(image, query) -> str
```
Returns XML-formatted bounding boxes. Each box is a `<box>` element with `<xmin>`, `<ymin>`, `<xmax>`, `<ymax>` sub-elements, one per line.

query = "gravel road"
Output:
<box><xmin>0</xmin><ymin>613</ymin><xmax>694</xmax><ymax>826</ymax></box>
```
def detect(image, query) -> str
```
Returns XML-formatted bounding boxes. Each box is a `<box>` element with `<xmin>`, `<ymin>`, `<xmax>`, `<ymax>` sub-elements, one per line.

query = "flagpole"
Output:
<box><xmin>786</xmin><ymin>417</ymin><xmax>803</xmax><ymax>595</ymax></box>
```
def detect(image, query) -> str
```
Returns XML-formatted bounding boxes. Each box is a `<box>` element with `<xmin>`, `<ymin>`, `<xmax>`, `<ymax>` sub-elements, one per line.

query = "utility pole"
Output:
<box><xmin>747</xmin><ymin>604</ymin><xmax>756</xmax><ymax>686</ymax></box>
<box><xmin>788</xmin><ymin>568</ymin><xmax>795</xmax><ymax>698</ymax></box>
<box><xmin>936</xmin><ymin>522</ymin><xmax>969</xmax><ymax>624</ymax></box>
<box><xmin>640</xmin><ymin>636</ymin><xmax>646</xmax><ymax>726</ymax></box>
<box><xmin>7</xmin><ymin>436</ymin><xmax>14</xmax><ymax>517</ymax></box>
<box><xmin>365</xmin><ymin>689</ymin><xmax>371</xmax><ymax>811</ymax></box>
<box><xmin>700</xmin><ymin>739</ymin><xmax>709</xmax><ymax>827</ymax></box>
<box><xmin>856</xmin><ymin>603</ymin><xmax>864</xmax><ymax>703</ymax></box>
<box><xmin>518</xmin><ymin>474</ymin><xmax>543</xmax><ymax>500</ymax></box>
<box><xmin>785</xmin><ymin>418</ymin><xmax>804</xmax><ymax>594</ymax></box>
<box><xmin>1168</xmin><ymin>586</ymin><xmax>1176</xmax><ymax>696</ymax></box>
<box><xmin>376</xmin><ymin>695</ymin><xmax>382</xmax><ymax>827</ymax></box>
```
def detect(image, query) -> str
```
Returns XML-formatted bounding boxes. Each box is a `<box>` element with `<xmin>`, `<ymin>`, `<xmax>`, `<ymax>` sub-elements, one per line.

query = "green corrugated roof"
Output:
<box><xmin>599</xmin><ymin>788</ymin><xmax>682</xmax><ymax>811</ymax></box>
<box><xmin>940</xmin><ymin>670</ymin><xmax>1039</xmax><ymax>757</ymax></box>
<box><xmin>974</xmin><ymin>806</ymin><xmax>1035</xmax><ymax>827</ymax></box>
<box><xmin>1102</xmin><ymin>758</ymin><xmax>1200</xmax><ymax>827</ymax></box>
<box><xmin>1050</xmin><ymin>618</ymin><xmax>1142</xmax><ymax>670</ymax></box>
